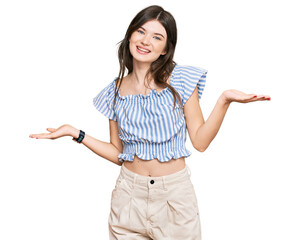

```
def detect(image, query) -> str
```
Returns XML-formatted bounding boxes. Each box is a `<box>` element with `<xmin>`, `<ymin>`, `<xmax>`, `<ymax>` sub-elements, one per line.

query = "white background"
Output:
<box><xmin>1</xmin><ymin>0</ymin><xmax>299</xmax><ymax>239</ymax></box>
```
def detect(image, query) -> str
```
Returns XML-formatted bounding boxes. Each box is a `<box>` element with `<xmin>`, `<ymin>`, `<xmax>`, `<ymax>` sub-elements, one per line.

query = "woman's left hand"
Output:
<box><xmin>221</xmin><ymin>89</ymin><xmax>271</xmax><ymax>104</ymax></box>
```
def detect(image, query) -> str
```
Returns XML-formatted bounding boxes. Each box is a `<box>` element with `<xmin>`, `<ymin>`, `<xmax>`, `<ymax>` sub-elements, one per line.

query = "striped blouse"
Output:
<box><xmin>93</xmin><ymin>65</ymin><xmax>207</xmax><ymax>163</ymax></box>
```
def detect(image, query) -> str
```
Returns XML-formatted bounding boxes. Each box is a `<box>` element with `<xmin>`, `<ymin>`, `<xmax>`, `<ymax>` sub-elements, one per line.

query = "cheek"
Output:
<box><xmin>129</xmin><ymin>43</ymin><xmax>133</xmax><ymax>55</ymax></box>
<box><xmin>157</xmin><ymin>42</ymin><xmax>167</xmax><ymax>55</ymax></box>
<box><xmin>129</xmin><ymin>34</ymin><xmax>140</xmax><ymax>52</ymax></box>
<box><xmin>129</xmin><ymin>32</ymin><xmax>140</xmax><ymax>43</ymax></box>
<box><xmin>129</xmin><ymin>42</ymin><xmax>135</xmax><ymax>56</ymax></box>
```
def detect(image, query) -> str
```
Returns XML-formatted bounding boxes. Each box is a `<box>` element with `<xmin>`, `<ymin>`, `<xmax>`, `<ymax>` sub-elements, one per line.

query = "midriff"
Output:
<box><xmin>123</xmin><ymin>155</ymin><xmax>186</xmax><ymax>177</ymax></box>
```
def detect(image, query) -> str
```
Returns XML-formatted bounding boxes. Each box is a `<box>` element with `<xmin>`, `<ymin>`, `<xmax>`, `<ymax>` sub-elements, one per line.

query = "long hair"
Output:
<box><xmin>113</xmin><ymin>5</ymin><xmax>182</xmax><ymax>109</ymax></box>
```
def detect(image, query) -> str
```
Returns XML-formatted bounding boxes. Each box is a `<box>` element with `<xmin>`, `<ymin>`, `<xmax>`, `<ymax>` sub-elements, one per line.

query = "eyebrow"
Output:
<box><xmin>140</xmin><ymin>26</ymin><xmax>165</xmax><ymax>39</ymax></box>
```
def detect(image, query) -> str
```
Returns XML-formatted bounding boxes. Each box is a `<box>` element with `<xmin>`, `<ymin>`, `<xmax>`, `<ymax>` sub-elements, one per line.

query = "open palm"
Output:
<box><xmin>29</xmin><ymin>124</ymin><xmax>74</xmax><ymax>140</ymax></box>
<box><xmin>223</xmin><ymin>89</ymin><xmax>271</xmax><ymax>104</ymax></box>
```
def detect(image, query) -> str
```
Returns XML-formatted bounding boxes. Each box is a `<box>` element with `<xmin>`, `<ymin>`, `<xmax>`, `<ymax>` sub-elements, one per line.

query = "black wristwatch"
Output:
<box><xmin>73</xmin><ymin>130</ymin><xmax>85</xmax><ymax>143</ymax></box>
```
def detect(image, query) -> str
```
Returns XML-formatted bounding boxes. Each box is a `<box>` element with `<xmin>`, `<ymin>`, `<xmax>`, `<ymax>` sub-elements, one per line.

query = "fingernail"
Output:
<box><xmin>267</xmin><ymin>97</ymin><xmax>271</xmax><ymax>100</ymax></box>
<box><xmin>253</xmin><ymin>95</ymin><xmax>257</xmax><ymax>98</ymax></box>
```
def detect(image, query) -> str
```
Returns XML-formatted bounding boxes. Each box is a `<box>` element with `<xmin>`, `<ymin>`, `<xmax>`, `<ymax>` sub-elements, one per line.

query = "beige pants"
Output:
<box><xmin>108</xmin><ymin>164</ymin><xmax>201</xmax><ymax>240</ymax></box>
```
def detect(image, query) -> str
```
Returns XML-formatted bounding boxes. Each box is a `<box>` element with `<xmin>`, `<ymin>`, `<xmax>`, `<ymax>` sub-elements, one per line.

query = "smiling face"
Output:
<box><xmin>129</xmin><ymin>20</ymin><xmax>167</xmax><ymax>65</ymax></box>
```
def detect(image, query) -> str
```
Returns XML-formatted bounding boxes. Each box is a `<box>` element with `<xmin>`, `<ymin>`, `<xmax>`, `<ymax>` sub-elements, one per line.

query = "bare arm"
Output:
<box><xmin>184</xmin><ymin>88</ymin><xmax>271</xmax><ymax>152</ymax></box>
<box><xmin>187</xmin><ymin>93</ymin><xmax>232</xmax><ymax>152</ymax></box>
<box><xmin>29</xmin><ymin>121</ymin><xmax>123</xmax><ymax>166</ymax></box>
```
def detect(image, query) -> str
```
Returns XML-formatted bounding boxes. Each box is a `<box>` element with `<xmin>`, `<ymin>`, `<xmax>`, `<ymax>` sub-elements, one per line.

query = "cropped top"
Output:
<box><xmin>93</xmin><ymin>65</ymin><xmax>207</xmax><ymax>163</ymax></box>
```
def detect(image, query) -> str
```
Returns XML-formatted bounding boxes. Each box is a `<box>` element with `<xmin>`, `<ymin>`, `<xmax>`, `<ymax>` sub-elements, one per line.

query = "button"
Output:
<box><xmin>150</xmin><ymin>180</ymin><xmax>155</xmax><ymax>184</ymax></box>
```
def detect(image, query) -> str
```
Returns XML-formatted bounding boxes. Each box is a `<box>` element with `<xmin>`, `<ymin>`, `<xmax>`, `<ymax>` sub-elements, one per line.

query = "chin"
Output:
<box><xmin>133</xmin><ymin>53</ymin><xmax>161</xmax><ymax>63</ymax></box>
<box><xmin>132</xmin><ymin>56</ymin><xmax>156</xmax><ymax>65</ymax></box>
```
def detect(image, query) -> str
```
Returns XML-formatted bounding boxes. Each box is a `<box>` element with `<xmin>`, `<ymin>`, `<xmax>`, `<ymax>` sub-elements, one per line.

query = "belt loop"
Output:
<box><xmin>162</xmin><ymin>176</ymin><xmax>168</xmax><ymax>191</ymax></box>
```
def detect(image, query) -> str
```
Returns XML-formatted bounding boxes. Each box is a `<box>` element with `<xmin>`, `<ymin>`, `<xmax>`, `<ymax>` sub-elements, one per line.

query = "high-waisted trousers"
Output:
<box><xmin>108</xmin><ymin>164</ymin><xmax>202</xmax><ymax>240</ymax></box>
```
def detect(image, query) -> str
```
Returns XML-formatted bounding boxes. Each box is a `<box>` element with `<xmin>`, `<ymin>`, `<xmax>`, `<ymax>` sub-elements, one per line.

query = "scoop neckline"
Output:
<box><xmin>115</xmin><ymin>65</ymin><xmax>177</xmax><ymax>100</ymax></box>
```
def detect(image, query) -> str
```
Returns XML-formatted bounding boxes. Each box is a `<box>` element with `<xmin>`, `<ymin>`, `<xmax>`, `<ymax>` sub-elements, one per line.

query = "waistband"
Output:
<box><xmin>119</xmin><ymin>164</ymin><xmax>191</xmax><ymax>189</ymax></box>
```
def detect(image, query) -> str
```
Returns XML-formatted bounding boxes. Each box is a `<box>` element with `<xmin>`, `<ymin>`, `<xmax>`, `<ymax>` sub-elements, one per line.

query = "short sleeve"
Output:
<box><xmin>93</xmin><ymin>79</ymin><xmax>117</xmax><ymax>121</ymax></box>
<box><xmin>177</xmin><ymin>65</ymin><xmax>207</xmax><ymax>106</ymax></box>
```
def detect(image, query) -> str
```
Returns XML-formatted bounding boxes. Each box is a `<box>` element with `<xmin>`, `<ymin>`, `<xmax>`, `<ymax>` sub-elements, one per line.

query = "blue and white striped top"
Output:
<box><xmin>93</xmin><ymin>65</ymin><xmax>207</xmax><ymax>163</ymax></box>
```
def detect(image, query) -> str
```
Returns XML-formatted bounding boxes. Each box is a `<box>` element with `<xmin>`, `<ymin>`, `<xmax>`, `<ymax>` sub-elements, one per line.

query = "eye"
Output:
<box><xmin>137</xmin><ymin>29</ymin><xmax>144</xmax><ymax>34</ymax></box>
<box><xmin>153</xmin><ymin>36</ymin><xmax>162</xmax><ymax>40</ymax></box>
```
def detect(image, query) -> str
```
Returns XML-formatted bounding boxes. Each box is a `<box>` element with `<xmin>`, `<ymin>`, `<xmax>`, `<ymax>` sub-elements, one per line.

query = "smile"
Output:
<box><xmin>136</xmin><ymin>46</ymin><xmax>151</xmax><ymax>54</ymax></box>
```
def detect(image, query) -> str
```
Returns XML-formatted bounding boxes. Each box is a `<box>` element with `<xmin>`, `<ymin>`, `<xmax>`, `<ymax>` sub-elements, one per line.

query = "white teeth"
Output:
<box><xmin>137</xmin><ymin>47</ymin><xmax>150</xmax><ymax>53</ymax></box>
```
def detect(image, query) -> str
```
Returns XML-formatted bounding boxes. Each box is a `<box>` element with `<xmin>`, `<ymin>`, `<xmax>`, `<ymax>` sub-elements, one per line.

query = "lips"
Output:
<box><xmin>136</xmin><ymin>46</ymin><xmax>151</xmax><ymax>54</ymax></box>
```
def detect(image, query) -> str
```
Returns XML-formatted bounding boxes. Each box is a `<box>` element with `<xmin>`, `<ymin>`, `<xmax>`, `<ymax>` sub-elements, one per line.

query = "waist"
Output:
<box><xmin>123</xmin><ymin>155</ymin><xmax>186</xmax><ymax>177</ymax></box>
<box><xmin>120</xmin><ymin>162</ymin><xmax>191</xmax><ymax>189</ymax></box>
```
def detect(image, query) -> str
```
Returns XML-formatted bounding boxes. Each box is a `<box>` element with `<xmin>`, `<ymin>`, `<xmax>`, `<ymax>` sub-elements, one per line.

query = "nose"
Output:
<box><xmin>141</xmin><ymin>34</ymin><xmax>151</xmax><ymax>46</ymax></box>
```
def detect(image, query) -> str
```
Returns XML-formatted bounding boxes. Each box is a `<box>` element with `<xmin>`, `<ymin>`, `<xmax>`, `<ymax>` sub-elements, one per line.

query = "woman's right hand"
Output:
<box><xmin>29</xmin><ymin>124</ymin><xmax>79</xmax><ymax>140</ymax></box>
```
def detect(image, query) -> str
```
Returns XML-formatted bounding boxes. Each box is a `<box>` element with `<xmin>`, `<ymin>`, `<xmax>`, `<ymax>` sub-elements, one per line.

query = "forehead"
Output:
<box><xmin>140</xmin><ymin>20</ymin><xmax>167</xmax><ymax>36</ymax></box>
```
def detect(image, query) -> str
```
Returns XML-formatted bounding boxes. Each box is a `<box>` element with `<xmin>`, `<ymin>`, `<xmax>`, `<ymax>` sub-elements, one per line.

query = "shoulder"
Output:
<box><xmin>93</xmin><ymin>78</ymin><xmax>118</xmax><ymax>121</ymax></box>
<box><xmin>93</xmin><ymin>78</ymin><xmax>118</xmax><ymax>107</ymax></box>
<box><xmin>172</xmin><ymin>65</ymin><xmax>208</xmax><ymax>79</ymax></box>
<box><xmin>171</xmin><ymin>64</ymin><xmax>208</xmax><ymax>105</ymax></box>
<box><xmin>171</xmin><ymin>64</ymin><xmax>208</xmax><ymax>89</ymax></box>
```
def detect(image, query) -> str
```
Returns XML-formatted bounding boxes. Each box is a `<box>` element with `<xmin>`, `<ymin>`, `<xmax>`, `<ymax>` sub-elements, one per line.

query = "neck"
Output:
<box><xmin>131</xmin><ymin>61</ymin><xmax>152</xmax><ymax>85</ymax></box>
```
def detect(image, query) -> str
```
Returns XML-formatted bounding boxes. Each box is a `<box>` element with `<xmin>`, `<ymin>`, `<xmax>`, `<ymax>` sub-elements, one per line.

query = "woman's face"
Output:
<box><xmin>129</xmin><ymin>20</ymin><xmax>167</xmax><ymax>65</ymax></box>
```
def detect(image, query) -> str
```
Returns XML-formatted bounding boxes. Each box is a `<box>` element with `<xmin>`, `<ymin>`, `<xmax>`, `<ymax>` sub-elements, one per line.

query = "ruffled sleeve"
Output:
<box><xmin>93</xmin><ymin>78</ymin><xmax>117</xmax><ymax>121</ymax></box>
<box><xmin>174</xmin><ymin>65</ymin><xmax>207</xmax><ymax>106</ymax></box>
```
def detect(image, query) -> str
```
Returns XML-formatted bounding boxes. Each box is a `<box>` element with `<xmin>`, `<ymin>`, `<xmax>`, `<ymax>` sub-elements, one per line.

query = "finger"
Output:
<box><xmin>249</xmin><ymin>94</ymin><xmax>258</xmax><ymax>99</ymax></box>
<box><xmin>251</xmin><ymin>95</ymin><xmax>264</xmax><ymax>101</ymax></box>
<box><xmin>263</xmin><ymin>95</ymin><xmax>271</xmax><ymax>100</ymax></box>
<box><xmin>251</xmin><ymin>95</ymin><xmax>271</xmax><ymax>102</ymax></box>
<box><xmin>46</xmin><ymin>128</ymin><xmax>57</xmax><ymax>133</ymax></box>
<box><xmin>29</xmin><ymin>133</ymin><xmax>42</xmax><ymax>138</ymax></box>
<box><xmin>242</xmin><ymin>94</ymin><xmax>258</xmax><ymax>102</ymax></box>
<box><xmin>257</xmin><ymin>95</ymin><xmax>271</xmax><ymax>100</ymax></box>
<box><xmin>29</xmin><ymin>128</ymin><xmax>59</xmax><ymax>139</ymax></box>
<box><xmin>29</xmin><ymin>133</ymin><xmax>53</xmax><ymax>139</ymax></box>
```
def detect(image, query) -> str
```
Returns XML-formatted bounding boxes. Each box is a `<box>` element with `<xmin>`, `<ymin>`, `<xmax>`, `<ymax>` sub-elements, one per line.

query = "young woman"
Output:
<box><xmin>30</xmin><ymin>5</ymin><xmax>270</xmax><ymax>240</ymax></box>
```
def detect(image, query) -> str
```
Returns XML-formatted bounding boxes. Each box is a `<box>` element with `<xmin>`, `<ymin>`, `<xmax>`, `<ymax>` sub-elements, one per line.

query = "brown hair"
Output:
<box><xmin>113</xmin><ymin>5</ymin><xmax>182</xmax><ymax>109</ymax></box>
